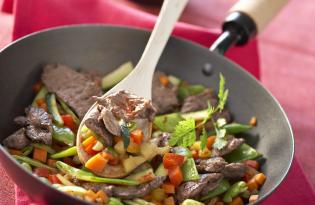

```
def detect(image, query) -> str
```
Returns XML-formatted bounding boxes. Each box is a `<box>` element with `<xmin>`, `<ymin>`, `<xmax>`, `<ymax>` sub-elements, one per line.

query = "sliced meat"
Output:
<box><xmin>150</xmin><ymin>132</ymin><xmax>171</xmax><ymax>147</ymax></box>
<box><xmin>82</xmin><ymin>69</ymin><xmax>102</xmax><ymax>86</ymax></box>
<box><xmin>100</xmin><ymin>107</ymin><xmax>121</xmax><ymax>136</ymax></box>
<box><xmin>152</xmin><ymin>71</ymin><xmax>179</xmax><ymax>114</ymax></box>
<box><xmin>176</xmin><ymin>174</ymin><xmax>218</xmax><ymax>202</ymax></box>
<box><xmin>3</xmin><ymin>128</ymin><xmax>30</xmax><ymax>149</ymax></box>
<box><xmin>25</xmin><ymin>107</ymin><xmax>53</xmax><ymax>145</ymax></box>
<box><xmin>196</xmin><ymin>157</ymin><xmax>228</xmax><ymax>173</ymax></box>
<box><xmin>95</xmin><ymin>90</ymin><xmax>156</xmax><ymax>122</ymax></box>
<box><xmin>212</xmin><ymin>136</ymin><xmax>244</xmax><ymax>157</ymax></box>
<box><xmin>181</xmin><ymin>89</ymin><xmax>217</xmax><ymax>113</ymax></box>
<box><xmin>200</xmin><ymin>173</ymin><xmax>223</xmax><ymax>196</ymax></box>
<box><xmin>13</xmin><ymin>116</ymin><xmax>28</xmax><ymax>126</ymax></box>
<box><xmin>85</xmin><ymin>108</ymin><xmax>113</xmax><ymax>147</ymax></box>
<box><xmin>41</xmin><ymin>64</ymin><xmax>102</xmax><ymax>119</ymax></box>
<box><xmin>112</xmin><ymin>176</ymin><xmax>166</xmax><ymax>199</ymax></box>
<box><xmin>222</xmin><ymin>163</ymin><xmax>246</xmax><ymax>179</ymax></box>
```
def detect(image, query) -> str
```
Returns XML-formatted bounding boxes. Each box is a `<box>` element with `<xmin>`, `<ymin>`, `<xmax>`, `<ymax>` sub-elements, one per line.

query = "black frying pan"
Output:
<box><xmin>0</xmin><ymin>1</ymin><xmax>293</xmax><ymax>204</ymax></box>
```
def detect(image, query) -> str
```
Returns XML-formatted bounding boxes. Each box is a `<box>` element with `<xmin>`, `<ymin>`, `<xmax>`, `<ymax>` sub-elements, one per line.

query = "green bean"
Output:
<box><xmin>56</xmin><ymin>161</ymin><xmax>139</xmax><ymax>185</ymax></box>
<box><xmin>108</xmin><ymin>197</ymin><xmax>124</xmax><ymax>205</ymax></box>
<box><xmin>133</xmin><ymin>199</ymin><xmax>155</xmax><ymax>205</ymax></box>
<box><xmin>223</xmin><ymin>181</ymin><xmax>248</xmax><ymax>203</ymax></box>
<box><xmin>178</xmin><ymin>85</ymin><xmax>205</xmax><ymax>101</ymax></box>
<box><xmin>21</xmin><ymin>162</ymin><xmax>32</xmax><ymax>172</ymax></box>
<box><xmin>224</xmin><ymin>123</ymin><xmax>253</xmax><ymax>134</ymax></box>
<box><xmin>22</xmin><ymin>145</ymin><xmax>34</xmax><ymax>156</ymax></box>
<box><xmin>224</xmin><ymin>143</ymin><xmax>262</xmax><ymax>163</ymax></box>
<box><xmin>13</xmin><ymin>155</ymin><xmax>56</xmax><ymax>171</ymax></box>
<box><xmin>201</xmin><ymin>179</ymin><xmax>230</xmax><ymax>200</ymax></box>
<box><xmin>50</xmin><ymin>146</ymin><xmax>77</xmax><ymax>159</ymax></box>
<box><xmin>181</xmin><ymin>199</ymin><xmax>205</xmax><ymax>205</ymax></box>
<box><xmin>58</xmin><ymin>98</ymin><xmax>80</xmax><ymax>125</ymax></box>
<box><xmin>52</xmin><ymin>125</ymin><xmax>75</xmax><ymax>146</ymax></box>
<box><xmin>123</xmin><ymin>200</ymin><xmax>139</xmax><ymax>205</ymax></box>
<box><xmin>46</xmin><ymin>93</ymin><xmax>64</xmax><ymax>126</ymax></box>
<box><xmin>32</xmin><ymin>86</ymin><xmax>48</xmax><ymax>107</ymax></box>
<box><xmin>32</xmin><ymin>143</ymin><xmax>56</xmax><ymax>154</ymax></box>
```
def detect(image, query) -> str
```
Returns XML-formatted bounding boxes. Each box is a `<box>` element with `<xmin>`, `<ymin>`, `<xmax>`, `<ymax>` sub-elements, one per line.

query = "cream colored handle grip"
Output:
<box><xmin>229</xmin><ymin>0</ymin><xmax>289</xmax><ymax>33</ymax></box>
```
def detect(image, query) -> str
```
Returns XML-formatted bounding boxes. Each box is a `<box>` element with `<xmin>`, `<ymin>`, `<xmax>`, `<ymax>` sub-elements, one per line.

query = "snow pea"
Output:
<box><xmin>223</xmin><ymin>181</ymin><xmax>248</xmax><ymax>203</ymax></box>
<box><xmin>52</xmin><ymin>125</ymin><xmax>75</xmax><ymax>146</ymax></box>
<box><xmin>201</xmin><ymin>179</ymin><xmax>230</xmax><ymax>200</ymax></box>
<box><xmin>224</xmin><ymin>123</ymin><xmax>253</xmax><ymax>134</ymax></box>
<box><xmin>32</xmin><ymin>86</ymin><xmax>48</xmax><ymax>107</ymax></box>
<box><xmin>224</xmin><ymin>143</ymin><xmax>262</xmax><ymax>163</ymax></box>
<box><xmin>50</xmin><ymin>146</ymin><xmax>77</xmax><ymax>159</ymax></box>
<box><xmin>58</xmin><ymin>98</ymin><xmax>80</xmax><ymax>125</ymax></box>
<box><xmin>181</xmin><ymin>158</ymin><xmax>200</xmax><ymax>181</ymax></box>
<box><xmin>46</xmin><ymin>93</ymin><xmax>64</xmax><ymax>126</ymax></box>
<box><xmin>13</xmin><ymin>155</ymin><xmax>55</xmax><ymax>171</ymax></box>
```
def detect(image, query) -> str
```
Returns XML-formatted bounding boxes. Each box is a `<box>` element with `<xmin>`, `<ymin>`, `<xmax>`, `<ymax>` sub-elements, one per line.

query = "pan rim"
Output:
<box><xmin>0</xmin><ymin>24</ymin><xmax>294</xmax><ymax>205</ymax></box>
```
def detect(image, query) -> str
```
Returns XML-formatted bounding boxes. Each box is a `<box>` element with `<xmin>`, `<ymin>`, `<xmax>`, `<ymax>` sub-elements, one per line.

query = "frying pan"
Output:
<box><xmin>0</xmin><ymin>0</ymin><xmax>293</xmax><ymax>204</ymax></box>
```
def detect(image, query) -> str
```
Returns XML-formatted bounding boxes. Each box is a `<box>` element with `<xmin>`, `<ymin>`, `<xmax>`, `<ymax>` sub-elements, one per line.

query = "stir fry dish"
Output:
<box><xmin>2</xmin><ymin>62</ymin><xmax>265</xmax><ymax>205</ymax></box>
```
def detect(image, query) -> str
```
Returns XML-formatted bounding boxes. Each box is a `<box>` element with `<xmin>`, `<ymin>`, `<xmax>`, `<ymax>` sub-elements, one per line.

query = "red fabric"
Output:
<box><xmin>0</xmin><ymin>0</ymin><xmax>314</xmax><ymax>204</ymax></box>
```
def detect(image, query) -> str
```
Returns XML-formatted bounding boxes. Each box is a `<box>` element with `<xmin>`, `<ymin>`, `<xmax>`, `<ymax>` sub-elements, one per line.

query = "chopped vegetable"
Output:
<box><xmin>130</xmin><ymin>129</ymin><xmax>144</xmax><ymax>144</ymax></box>
<box><xmin>223</xmin><ymin>181</ymin><xmax>248</xmax><ymax>203</ymax></box>
<box><xmin>85</xmin><ymin>153</ymin><xmax>109</xmax><ymax>173</ymax></box>
<box><xmin>127</xmin><ymin>141</ymin><xmax>141</xmax><ymax>154</ymax></box>
<box><xmin>47</xmin><ymin>159</ymin><xmax>57</xmax><ymax>167</ymax></box>
<box><xmin>114</xmin><ymin>141</ymin><xmax>126</xmax><ymax>155</ymax></box>
<box><xmin>22</xmin><ymin>145</ymin><xmax>34</xmax><ymax>156</ymax></box>
<box><xmin>140</xmin><ymin>142</ymin><xmax>158</xmax><ymax>161</ymax></box>
<box><xmin>181</xmin><ymin>199</ymin><xmax>205</xmax><ymax>205</ymax></box>
<box><xmin>159</xmin><ymin>75</ymin><xmax>169</xmax><ymax>86</ymax></box>
<box><xmin>32</xmin><ymin>86</ymin><xmax>48</xmax><ymax>107</ymax></box>
<box><xmin>155</xmin><ymin>163</ymin><xmax>168</xmax><ymax>177</ymax></box>
<box><xmin>162</xmin><ymin>182</ymin><xmax>175</xmax><ymax>194</ymax></box>
<box><xmin>61</xmin><ymin>114</ymin><xmax>77</xmax><ymax>132</ymax></box>
<box><xmin>56</xmin><ymin>174</ymin><xmax>74</xmax><ymax>186</ymax></box>
<box><xmin>8</xmin><ymin>149</ymin><xmax>23</xmax><ymax>156</ymax></box>
<box><xmin>201</xmin><ymin>179</ymin><xmax>230</xmax><ymax>201</ymax></box>
<box><xmin>58</xmin><ymin>98</ymin><xmax>80</xmax><ymax>125</ymax></box>
<box><xmin>181</xmin><ymin>109</ymin><xmax>208</xmax><ymax>121</ymax></box>
<box><xmin>123</xmin><ymin>156</ymin><xmax>146</xmax><ymax>173</ymax></box>
<box><xmin>108</xmin><ymin>197</ymin><xmax>124</xmax><ymax>205</ymax></box>
<box><xmin>92</xmin><ymin>141</ymin><xmax>104</xmax><ymax>152</ymax></box>
<box><xmin>246</xmin><ymin>178</ymin><xmax>258</xmax><ymax>192</ymax></box>
<box><xmin>32</xmin><ymin>143</ymin><xmax>56</xmax><ymax>154</ymax></box>
<box><xmin>249</xmin><ymin>117</ymin><xmax>257</xmax><ymax>126</ymax></box>
<box><xmin>255</xmin><ymin>173</ymin><xmax>266</xmax><ymax>186</ymax></box>
<box><xmin>171</xmin><ymin>147</ymin><xmax>192</xmax><ymax>158</ymax></box>
<box><xmin>57</xmin><ymin>185</ymin><xmax>87</xmax><ymax>196</ymax></box>
<box><xmin>244</xmin><ymin>160</ymin><xmax>260</xmax><ymax>170</ymax></box>
<box><xmin>96</xmin><ymin>190</ymin><xmax>109</xmax><ymax>203</ymax></box>
<box><xmin>223</xmin><ymin>123</ymin><xmax>252</xmax><ymax>134</ymax></box>
<box><xmin>249</xmin><ymin>195</ymin><xmax>259</xmax><ymax>204</ymax></box>
<box><xmin>56</xmin><ymin>161</ymin><xmax>139</xmax><ymax>185</ymax></box>
<box><xmin>46</xmin><ymin>93</ymin><xmax>64</xmax><ymax>126</ymax></box>
<box><xmin>126</xmin><ymin>168</ymin><xmax>155</xmax><ymax>184</ymax></box>
<box><xmin>178</xmin><ymin>85</ymin><xmax>205</xmax><ymax>101</ymax></box>
<box><xmin>34</xmin><ymin>167</ymin><xmax>51</xmax><ymax>177</ymax></box>
<box><xmin>198</xmin><ymin>147</ymin><xmax>211</xmax><ymax>158</ymax></box>
<box><xmin>52</xmin><ymin>125</ymin><xmax>75</xmax><ymax>146</ymax></box>
<box><xmin>21</xmin><ymin>162</ymin><xmax>32</xmax><ymax>171</ymax></box>
<box><xmin>33</xmin><ymin>147</ymin><xmax>47</xmax><ymax>163</ymax></box>
<box><xmin>164</xmin><ymin>197</ymin><xmax>175</xmax><ymax>205</ymax></box>
<box><xmin>163</xmin><ymin>153</ymin><xmax>185</xmax><ymax>169</ymax></box>
<box><xmin>168</xmin><ymin>75</ymin><xmax>181</xmax><ymax>86</ymax></box>
<box><xmin>13</xmin><ymin>155</ymin><xmax>55</xmax><ymax>171</ymax></box>
<box><xmin>228</xmin><ymin>197</ymin><xmax>244</xmax><ymax>205</ymax></box>
<box><xmin>181</xmin><ymin>158</ymin><xmax>199</xmax><ymax>181</ymax></box>
<box><xmin>206</xmin><ymin>136</ymin><xmax>216</xmax><ymax>149</ymax></box>
<box><xmin>224</xmin><ymin>144</ymin><xmax>262</xmax><ymax>163</ymax></box>
<box><xmin>150</xmin><ymin>188</ymin><xmax>166</xmax><ymax>201</ymax></box>
<box><xmin>168</xmin><ymin>166</ymin><xmax>183</xmax><ymax>186</ymax></box>
<box><xmin>50</xmin><ymin>146</ymin><xmax>77</xmax><ymax>159</ymax></box>
<box><xmin>154</xmin><ymin>113</ymin><xmax>183</xmax><ymax>133</ymax></box>
<box><xmin>48</xmin><ymin>174</ymin><xmax>62</xmax><ymax>184</ymax></box>
<box><xmin>102</xmin><ymin>61</ymin><xmax>133</xmax><ymax>90</ymax></box>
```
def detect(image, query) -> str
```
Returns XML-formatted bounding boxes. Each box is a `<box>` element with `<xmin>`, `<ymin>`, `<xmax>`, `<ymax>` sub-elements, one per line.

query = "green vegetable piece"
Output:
<box><xmin>182</xmin><ymin>199</ymin><xmax>205</xmax><ymax>205</ymax></box>
<box><xmin>58</xmin><ymin>98</ymin><xmax>80</xmax><ymax>125</ymax></box>
<box><xmin>181</xmin><ymin>109</ymin><xmax>208</xmax><ymax>121</ymax></box>
<box><xmin>178</xmin><ymin>85</ymin><xmax>205</xmax><ymax>101</ymax></box>
<box><xmin>224</xmin><ymin>143</ymin><xmax>262</xmax><ymax>163</ymax></box>
<box><xmin>168</xmin><ymin>75</ymin><xmax>181</xmax><ymax>86</ymax></box>
<box><xmin>120</xmin><ymin>120</ymin><xmax>130</xmax><ymax>148</ymax></box>
<box><xmin>133</xmin><ymin>198</ymin><xmax>155</xmax><ymax>205</ymax></box>
<box><xmin>125</xmin><ymin>168</ymin><xmax>155</xmax><ymax>183</ymax></box>
<box><xmin>21</xmin><ymin>162</ymin><xmax>32</xmax><ymax>172</ymax></box>
<box><xmin>13</xmin><ymin>155</ymin><xmax>56</xmax><ymax>171</ymax></box>
<box><xmin>154</xmin><ymin>113</ymin><xmax>183</xmax><ymax>133</ymax></box>
<box><xmin>50</xmin><ymin>146</ymin><xmax>77</xmax><ymax>159</ymax></box>
<box><xmin>224</xmin><ymin>123</ymin><xmax>253</xmax><ymax>134</ymax></box>
<box><xmin>56</xmin><ymin>161</ymin><xmax>138</xmax><ymax>185</ymax></box>
<box><xmin>218</xmin><ymin>73</ymin><xmax>229</xmax><ymax>112</ymax></box>
<box><xmin>201</xmin><ymin>179</ymin><xmax>230</xmax><ymax>200</ymax></box>
<box><xmin>22</xmin><ymin>145</ymin><xmax>34</xmax><ymax>156</ymax></box>
<box><xmin>52</xmin><ymin>125</ymin><xmax>75</xmax><ymax>146</ymax></box>
<box><xmin>32</xmin><ymin>143</ymin><xmax>56</xmax><ymax>154</ymax></box>
<box><xmin>155</xmin><ymin>163</ymin><xmax>168</xmax><ymax>177</ymax></box>
<box><xmin>123</xmin><ymin>200</ymin><xmax>139</xmax><ymax>205</ymax></box>
<box><xmin>32</xmin><ymin>86</ymin><xmax>48</xmax><ymax>106</ymax></box>
<box><xmin>108</xmin><ymin>197</ymin><xmax>124</xmax><ymax>205</ymax></box>
<box><xmin>46</xmin><ymin>93</ymin><xmax>64</xmax><ymax>126</ymax></box>
<box><xmin>102</xmin><ymin>61</ymin><xmax>134</xmax><ymax>90</ymax></box>
<box><xmin>181</xmin><ymin>158</ymin><xmax>200</xmax><ymax>181</ymax></box>
<box><xmin>223</xmin><ymin>181</ymin><xmax>248</xmax><ymax>203</ymax></box>
<box><xmin>200</xmin><ymin>127</ymin><xmax>208</xmax><ymax>150</ymax></box>
<box><xmin>172</xmin><ymin>147</ymin><xmax>192</xmax><ymax>158</ymax></box>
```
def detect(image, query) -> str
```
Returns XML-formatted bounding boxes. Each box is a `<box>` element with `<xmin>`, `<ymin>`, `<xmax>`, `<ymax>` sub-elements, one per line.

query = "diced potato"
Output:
<box><xmin>114</xmin><ymin>141</ymin><xmax>126</xmax><ymax>155</ymax></box>
<box><xmin>123</xmin><ymin>156</ymin><xmax>146</xmax><ymax>173</ymax></box>
<box><xmin>191</xmin><ymin>141</ymin><xmax>201</xmax><ymax>151</ymax></box>
<box><xmin>150</xmin><ymin>188</ymin><xmax>166</xmax><ymax>201</ymax></box>
<box><xmin>198</xmin><ymin>148</ymin><xmax>211</xmax><ymax>159</ymax></box>
<box><xmin>127</xmin><ymin>141</ymin><xmax>141</xmax><ymax>154</ymax></box>
<box><xmin>140</xmin><ymin>142</ymin><xmax>158</xmax><ymax>161</ymax></box>
<box><xmin>156</xmin><ymin>146</ymin><xmax>170</xmax><ymax>155</ymax></box>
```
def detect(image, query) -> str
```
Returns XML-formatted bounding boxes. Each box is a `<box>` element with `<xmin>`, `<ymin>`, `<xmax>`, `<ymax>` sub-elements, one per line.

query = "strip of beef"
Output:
<box><xmin>200</xmin><ymin>173</ymin><xmax>223</xmax><ymax>196</ymax></box>
<box><xmin>212</xmin><ymin>136</ymin><xmax>244</xmax><ymax>157</ymax></box>
<box><xmin>41</xmin><ymin>64</ymin><xmax>102</xmax><ymax>119</ymax></box>
<box><xmin>150</xmin><ymin>132</ymin><xmax>171</xmax><ymax>147</ymax></box>
<box><xmin>100</xmin><ymin>107</ymin><xmax>121</xmax><ymax>136</ymax></box>
<box><xmin>3</xmin><ymin>128</ymin><xmax>30</xmax><ymax>149</ymax></box>
<box><xmin>181</xmin><ymin>89</ymin><xmax>217</xmax><ymax>113</ymax></box>
<box><xmin>176</xmin><ymin>174</ymin><xmax>222</xmax><ymax>202</ymax></box>
<box><xmin>82</xmin><ymin>176</ymin><xmax>166</xmax><ymax>200</ymax></box>
<box><xmin>222</xmin><ymin>163</ymin><xmax>246</xmax><ymax>179</ymax></box>
<box><xmin>152</xmin><ymin>71</ymin><xmax>179</xmax><ymax>114</ymax></box>
<box><xmin>196</xmin><ymin>157</ymin><xmax>228</xmax><ymax>173</ymax></box>
<box><xmin>25</xmin><ymin>107</ymin><xmax>53</xmax><ymax>145</ymax></box>
<box><xmin>84</xmin><ymin>108</ymin><xmax>113</xmax><ymax>147</ymax></box>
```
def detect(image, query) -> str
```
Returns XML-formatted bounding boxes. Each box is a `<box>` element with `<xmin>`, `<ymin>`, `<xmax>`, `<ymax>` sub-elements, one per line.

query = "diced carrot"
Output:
<box><xmin>36</xmin><ymin>98</ymin><xmax>48</xmax><ymax>111</ymax></box>
<box><xmin>151</xmin><ymin>200</ymin><xmax>163</xmax><ymax>205</ymax></box>
<box><xmin>243</xmin><ymin>173</ymin><xmax>252</xmax><ymax>182</ymax></box>
<box><xmin>249</xmin><ymin>195</ymin><xmax>259</xmax><ymax>204</ymax></box>
<box><xmin>85</xmin><ymin>190</ymin><xmax>97</xmax><ymax>202</ymax></box>
<box><xmin>95</xmin><ymin>190</ymin><xmax>108</xmax><ymax>203</ymax></box>
<box><xmin>168</xmin><ymin>166</ymin><xmax>183</xmax><ymax>187</ymax></box>
<box><xmin>244</xmin><ymin>160</ymin><xmax>260</xmax><ymax>170</ymax></box>
<box><xmin>33</xmin><ymin>147</ymin><xmax>47</xmax><ymax>163</ymax></box>
<box><xmin>113</xmin><ymin>136</ymin><xmax>123</xmax><ymax>144</ymax></box>
<box><xmin>214</xmin><ymin>202</ymin><xmax>224</xmax><ymax>205</ymax></box>
<box><xmin>33</xmin><ymin>167</ymin><xmax>51</xmax><ymax>178</ymax></box>
<box><xmin>130</xmin><ymin>129</ymin><xmax>144</xmax><ymax>144</ymax></box>
<box><xmin>191</xmin><ymin>149</ymin><xmax>199</xmax><ymax>159</ymax></box>
<box><xmin>163</xmin><ymin>153</ymin><xmax>185</xmax><ymax>169</ymax></box>
<box><xmin>127</xmin><ymin>140</ymin><xmax>141</xmax><ymax>154</ymax></box>
<box><xmin>48</xmin><ymin>174</ymin><xmax>61</xmax><ymax>184</ymax></box>
<box><xmin>85</xmin><ymin>153</ymin><xmax>109</xmax><ymax>173</ymax></box>
<box><xmin>32</xmin><ymin>81</ymin><xmax>42</xmax><ymax>93</ymax></box>
<box><xmin>143</xmin><ymin>195</ymin><xmax>152</xmax><ymax>201</ymax></box>
<box><xmin>47</xmin><ymin>159</ymin><xmax>57</xmax><ymax>167</ymax></box>
<box><xmin>249</xmin><ymin>117</ymin><xmax>257</xmax><ymax>126</ymax></box>
<box><xmin>159</xmin><ymin>75</ymin><xmax>169</xmax><ymax>86</ymax></box>
<box><xmin>164</xmin><ymin>197</ymin><xmax>175</xmax><ymax>205</ymax></box>
<box><xmin>254</xmin><ymin>173</ymin><xmax>266</xmax><ymax>186</ymax></box>
<box><xmin>61</xmin><ymin>114</ymin><xmax>77</xmax><ymax>132</ymax></box>
<box><xmin>8</xmin><ymin>149</ymin><xmax>23</xmax><ymax>156</ymax></box>
<box><xmin>228</xmin><ymin>197</ymin><xmax>244</xmax><ymax>205</ymax></box>
<box><xmin>82</xmin><ymin>136</ymin><xmax>97</xmax><ymax>147</ymax></box>
<box><xmin>247</xmin><ymin>178</ymin><xmax>258</xmax><ymax>191</ymax></box>
<box><xmin>206</xmin><ymin>136</ymin><xmax>216</xmax><ymax>149</ymax></box>
<box><xmin>162</xmin><ymin>182</ymin><xmax>175</xmax><ymax>194</ymax></box>
<box><xmin>84</xmin><ymin>143</ymin><xmax>100</xmax><ymax>155</ymax></box>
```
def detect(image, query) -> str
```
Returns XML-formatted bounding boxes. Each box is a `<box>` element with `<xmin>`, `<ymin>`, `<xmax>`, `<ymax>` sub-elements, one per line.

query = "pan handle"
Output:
<box><xmin>210</xmin><ymin>0</ymin><xmax>288</xmax><ymax>55</ymax></box>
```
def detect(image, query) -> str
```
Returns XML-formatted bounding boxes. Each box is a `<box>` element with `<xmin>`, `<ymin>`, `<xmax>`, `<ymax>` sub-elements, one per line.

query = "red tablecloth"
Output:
<box><xmin>0</xmin><ymin>0</ymin><xmax>314</xmax><ymax>205</ymax></box>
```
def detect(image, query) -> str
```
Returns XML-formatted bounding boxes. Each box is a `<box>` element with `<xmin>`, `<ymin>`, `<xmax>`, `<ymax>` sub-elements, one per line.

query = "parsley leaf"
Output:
<box><xmin>200</xmin><ymin>127</ymin><xmax>208</xmax><ymax>150</ymax></box>
<box><xmin>169</xmin><ymin>118</ymin><xmax>196</xmax><ymax>147</ymax></box>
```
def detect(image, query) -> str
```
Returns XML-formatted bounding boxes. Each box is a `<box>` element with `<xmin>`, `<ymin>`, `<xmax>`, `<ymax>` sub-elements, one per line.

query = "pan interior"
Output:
<box><xmin>0</xmin><ymin>25</ymin><xmax>293</xmax><ymax>204</ymax></box>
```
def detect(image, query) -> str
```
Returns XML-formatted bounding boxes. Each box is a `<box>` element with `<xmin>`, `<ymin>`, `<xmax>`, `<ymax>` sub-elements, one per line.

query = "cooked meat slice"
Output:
<box><xmin>25</xmin><ymin>107</ymin><xmax>53</xmax><ymax>145</ymax></box>
<box><xmin>100</xmin><ymin>107</ymin><xmax>121</xmax><ymax>136</ymax></box>
<box><xmin>3</xmin><ymin>128</ymin><xmax>30</xmax><ymax>149</ymax></box>
<box><xmin>212</xmin><ymin>136</ymin><xmax>244</xmax><ymax>157</ymax></box>
<box><xmin>41</xmin><ymin>64</ymin><xmax>102</xmax><ymax>119</ymax></box>
<box><xmin>82</xmin><ymin>69</ymin><xmax>102</xmax><ymax>86</ymax></box>
<box><xmin>181</xmin><ymin>89</ymin><xmax>217</xmax><ymax>113</ymax></box>
<box><xmin>14</xmin><ymin>116</ymin><xmax>28</xmax><ymax>126</ymax></box>
<box><xmin>196</xmin><ymin>157</ymin><xmax>228</xmax><ymax>173</ymax></box>
<box><xmin>95</xmin><ymin>90</ymin><xmax>156</xmax><ymax>122</ymax></box>
<box><xmin>200</xmin><ymin>173</ymin><xmax>223</xmax><ymax>196</ymax></box>
<box><xmin>112</xmin><ymin>176</ymin><xmax>166</xmax><ymax>199</ymax></box>
<box><xmin>176</xmin><ymin>174</ymin><xmax>219</xmax><ymax>202</ymax></box>
<box><xmin>213</xmin><ymin>109</ymin><xmax>232</xmax><ymax>122</ymax></box>
<box><xmin>152</xmin><ymin>71</ymin><xmax>179</xmax><ymax>114</ymax></box>
<box><xmin>222</xmin><ymin>163</ymin><xmax>246</xmax><ymax>179</ymax></box>
<box><xmin>81</xmin><ymin>183</ymin><xmax>114</xmax><ymax>196</ymax></box>
<box><xmin>150</xmin><ymin>132</ymin><xmax>171</xmax><ymax>147</ymax></box>
<box><xmin>84</xmin><ymin>108</ymin><xmax>113</xmax><ymax>147</ymax></box>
